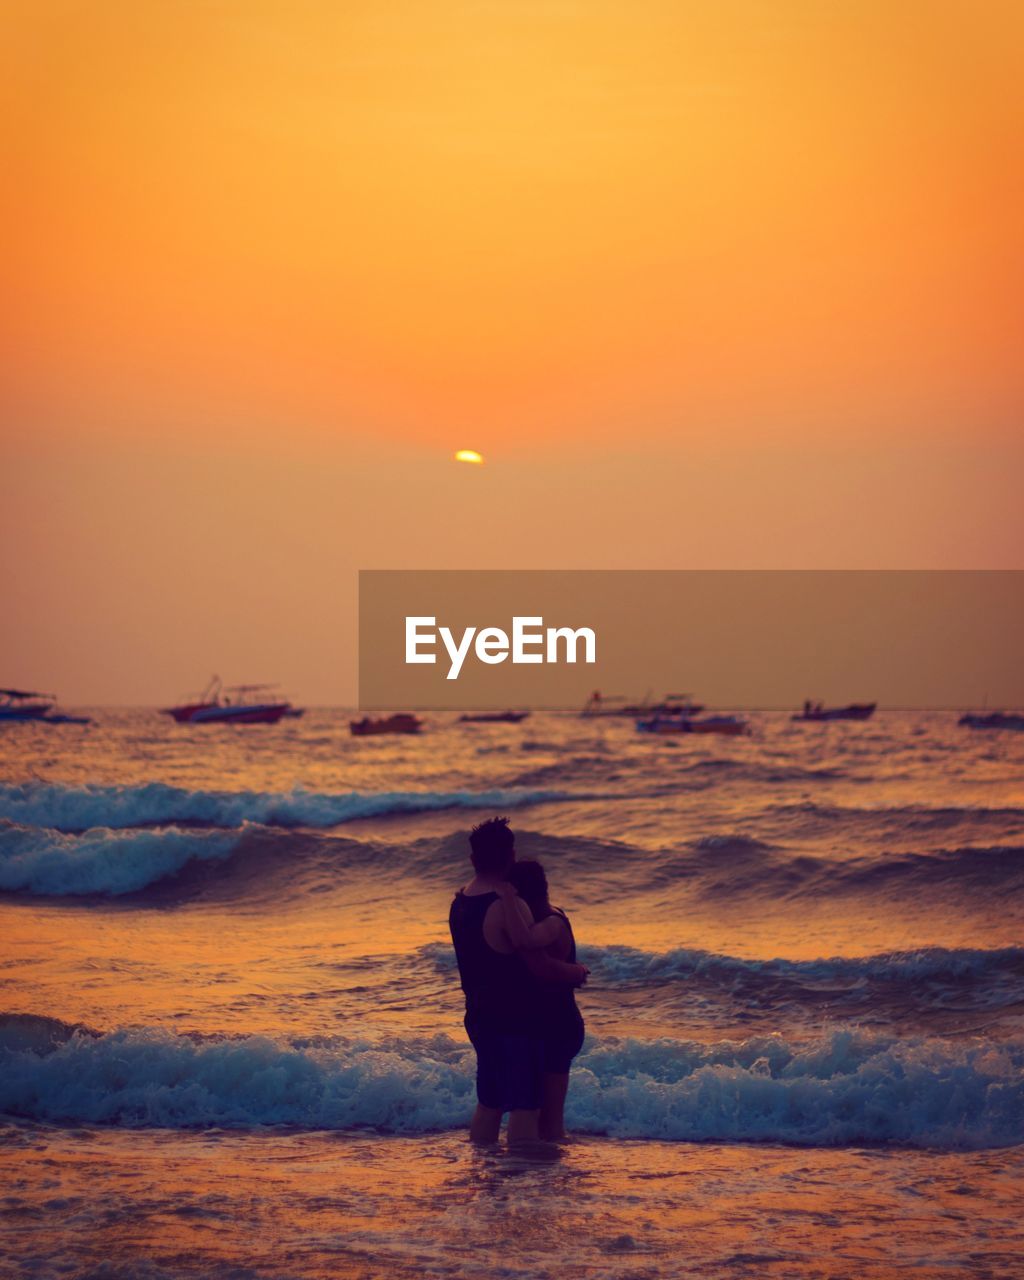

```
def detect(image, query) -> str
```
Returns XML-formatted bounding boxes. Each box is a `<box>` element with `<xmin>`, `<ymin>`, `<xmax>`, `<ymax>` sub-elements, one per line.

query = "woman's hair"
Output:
<box><xmin>508</xmin><ymin>859</ymin><xmax>551</xmax><ymax>919</ymax></box>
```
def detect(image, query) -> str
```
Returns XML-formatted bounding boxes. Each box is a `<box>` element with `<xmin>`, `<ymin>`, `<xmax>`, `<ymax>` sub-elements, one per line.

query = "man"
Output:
<box><xmin>448</xmin><ymin>816</ymin><xmax>588</xmax><ymax>1144</ymax></box>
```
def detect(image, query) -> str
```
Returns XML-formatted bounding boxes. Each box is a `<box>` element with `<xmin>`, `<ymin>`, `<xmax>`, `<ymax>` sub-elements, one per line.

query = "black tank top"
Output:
<box><xmin>536</xmin><ymin>907</ymin><xmax>581</xmax><ymax>1027</ymax></box>
<box><xmin>448</xmin><ymin>890</ymin><xmax>540</xmax><ymax>1032</ymax></box>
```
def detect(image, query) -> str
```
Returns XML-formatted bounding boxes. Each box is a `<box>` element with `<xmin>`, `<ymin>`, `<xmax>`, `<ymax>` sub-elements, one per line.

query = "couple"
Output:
<box><xmin>448</xmin><ymin>816</ymin><xmax>589</xmax><ymax>1144</ymax></box>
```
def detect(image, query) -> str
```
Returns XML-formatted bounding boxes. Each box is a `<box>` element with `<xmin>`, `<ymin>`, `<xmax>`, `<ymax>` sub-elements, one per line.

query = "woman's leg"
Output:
<box><xmin>539</xmin><ymin>1018</ymin><xmax>583</xmax><ymax>1140</ymax></box>
<box><xmin>470</xmin><ymin>1104</ymin><xmax>503</xmax><ymax>1144</ymax></box>
<box><xmin>538</xmin><ymin>1072</ymin><xmax>570</xmax><ymax>1140</ymax></box>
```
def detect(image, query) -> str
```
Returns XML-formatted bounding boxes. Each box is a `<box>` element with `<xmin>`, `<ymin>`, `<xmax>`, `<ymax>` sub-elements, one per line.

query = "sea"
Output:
<box><xmin>1</xmin><ymin>709</ymin><xmax>1022</xmax><ymax>1279</ymax></box>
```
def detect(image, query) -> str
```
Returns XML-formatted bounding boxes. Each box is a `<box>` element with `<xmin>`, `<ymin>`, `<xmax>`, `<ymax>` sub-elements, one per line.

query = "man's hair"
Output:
<box><xmin>469</xmin><ymin>816</ymin><xmax>515</xmax><ymax>875</ymax></box>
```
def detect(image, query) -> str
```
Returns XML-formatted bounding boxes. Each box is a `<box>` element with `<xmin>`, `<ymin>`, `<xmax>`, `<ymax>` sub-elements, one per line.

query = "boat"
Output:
<box><xmin>637</xmin><ymin>714</ymin><xmax>749</xmax><ymax>736</ymax></box>
<box><xmin>0</xmin><ymin>689</ymin><xmax>91</xmax><ymax>724</ymax></box>
<box><xmin>0</xmin><ymin>689</ymin><xmax>56</xmax><ymax>720</ymax></box>
<box><xmin>457</xmin><ymin>711</ymin><xmax>530</xmax><ymax>723</ymax></box>
<box><xmin>792</xmin><ymin>701</ymin><xmax>876</xmax><ymax>722</ymax></box>
<box><xmin>162</xmin><ymin>676</ymin><xmax>299</xmax><ymax>725</ymax></box>
<box><xmin>686</xmin><ymin>715</ymin><xmax>750</xmax><ymax>736</ymax></box>
<box><xmin>350</xmin><ymin>713</ymin><xmax>422</xmax><ymax>736</ymax></box>
<box><xmin>582</xmin><ymin>691</ymin><xmax>704</xmax><ymax>718</ymax></box>
<box><xmin>959</xmin><ymin>711</ymin><xmax>1024</xmax><ymax>732</ymax></box>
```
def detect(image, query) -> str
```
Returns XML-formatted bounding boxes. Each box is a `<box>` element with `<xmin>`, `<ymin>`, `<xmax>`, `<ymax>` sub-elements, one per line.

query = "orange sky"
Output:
<box><xmin>2</xmin><ymin>1</ymin><xmax>1022</xmax><ymax>700</ymax></box>
<box><xmin>4</xmin><ymin>0</ymin><xmax>1022</xmax><ymax>449</ymax></box>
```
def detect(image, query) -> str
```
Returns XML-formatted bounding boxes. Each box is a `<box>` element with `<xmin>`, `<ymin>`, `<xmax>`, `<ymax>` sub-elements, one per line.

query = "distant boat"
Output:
<box><xmin>582</xmin><ymin>691</ymin><xmax>704</xmax><ymax>718</ymax></box>
<box><xmin>163</xmin><ymin>676</ymin><xmax>299</xmax><ymax>725</ymax></box>
<box><xmin>637</xmin><ymin>714</ymin><xmax>749</xmax><ymax>736</ymax></box>
<box><xmin>350</xmin><ymin>713</ymin><xmax>422</xmax><ymax>736</ymax></box>
<box><xmin>0</xmin><ymin>689</ymin><xmax>91</xmax><ymax>725</ymax></box>
<box><xmin>457</xmin><ymin>711</ymin><xmax>530</xmax><ymax>723</ymax></box>
<box><xmin>792</xmin><ymin>701</ymin><xmax>876</xmax><ymax>722</ymax></box>
<box><xmin>959</xmin><ymin>711</ymin><xmax>1024</xmax><ymax>732</ymax></box>
<box><xmin>0</xmin><ymin>688</ymin><xmax>56</xmax><ymax>720</ymax></box>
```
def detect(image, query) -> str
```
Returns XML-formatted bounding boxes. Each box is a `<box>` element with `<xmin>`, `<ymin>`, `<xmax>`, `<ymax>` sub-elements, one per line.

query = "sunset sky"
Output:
<box><xmin>2</xmin><ymin>0</ymin><xmax>1022</xmax><ymax>703</ymax></box>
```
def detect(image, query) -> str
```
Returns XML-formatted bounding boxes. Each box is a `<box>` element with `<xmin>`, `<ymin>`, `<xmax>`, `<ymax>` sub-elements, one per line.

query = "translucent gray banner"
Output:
<box><xmin>358</xmin><ymin>570</ymin><xmax>1024</xmax><ymax>710</ymax></box>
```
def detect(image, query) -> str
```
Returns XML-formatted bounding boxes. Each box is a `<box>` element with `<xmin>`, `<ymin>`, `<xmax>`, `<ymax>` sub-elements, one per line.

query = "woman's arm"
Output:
<box><xmin>495</xmin><ymin>883</ymin><xmax>562</xmax><ymax>950</ymax></box>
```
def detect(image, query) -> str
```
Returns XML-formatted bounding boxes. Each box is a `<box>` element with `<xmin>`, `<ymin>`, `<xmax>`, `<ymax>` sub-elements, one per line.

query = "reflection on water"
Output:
<box><xmin>1</xmin><ymin>1126</ymin><xmax>1021</xmax><ymax>1279</ymax></box>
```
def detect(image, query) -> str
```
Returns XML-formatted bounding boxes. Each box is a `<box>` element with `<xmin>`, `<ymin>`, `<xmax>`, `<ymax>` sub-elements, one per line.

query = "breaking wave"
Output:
<box><xmin>1</xmin><ymin>1017</ymin><xmax>1020</xmax><ymax>1149</ymax></box>
<box><xmin>0</xmin><ymin>820</ymin><xmax>243</xmax><ymax>896</ymax></box>
<box><xmin>5</xmin><ymin>810</ymin><xmax>1024</xmax><ymax>902</ymax></box>
<box><xmin>0</xmin><ymin>782</ymin><xmax>575</xmax><ymax>834</ymax></box>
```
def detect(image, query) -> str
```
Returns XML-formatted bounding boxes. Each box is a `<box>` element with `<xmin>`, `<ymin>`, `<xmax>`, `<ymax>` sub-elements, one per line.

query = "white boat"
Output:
<box><xmin>0</xmin><ymin>688</ymin><xmax>55</xmax><ymax>720</ymax></box>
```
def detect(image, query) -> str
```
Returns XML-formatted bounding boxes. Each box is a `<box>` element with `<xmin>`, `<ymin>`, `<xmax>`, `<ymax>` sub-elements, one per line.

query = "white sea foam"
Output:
<box><xmin>0</xmin><ymin>782</ymin><xmax>572</xmax><ymax>834</ymax></box>
<box><xmin>1</xmin><ymin>1021</ymin><xmax>1020</xmax><ymax>1149</ymax></box>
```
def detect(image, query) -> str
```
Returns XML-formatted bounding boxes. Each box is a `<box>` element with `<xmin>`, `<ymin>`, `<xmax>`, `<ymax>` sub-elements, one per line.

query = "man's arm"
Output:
<box><xmin>496</xmin><ymin>886</ymin><xmax>562</xmax><ymax>950</ymax></box>
<box><xmin>522</xmin><ymin>948</ymin><xmax>589</xmax><ymax>986</ymax></box>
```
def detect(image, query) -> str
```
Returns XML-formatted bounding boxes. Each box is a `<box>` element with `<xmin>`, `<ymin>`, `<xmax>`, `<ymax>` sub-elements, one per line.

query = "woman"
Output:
<box><xmin>499</xmin><ymin>859</ymin><xmax>585</xmax><ymax>1140</ymax></box>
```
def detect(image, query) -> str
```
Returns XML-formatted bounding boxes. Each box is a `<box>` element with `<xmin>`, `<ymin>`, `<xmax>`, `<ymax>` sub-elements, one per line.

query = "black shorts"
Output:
<box><xmin>543</xmin><ymin>1012</ymin><xmax>586</xmax><ymax>1075</ymax></box>
<box><xmin>465</xmin><ymin>1016</ymin><xmax>544</xmax><ymax>1112</ymax></box>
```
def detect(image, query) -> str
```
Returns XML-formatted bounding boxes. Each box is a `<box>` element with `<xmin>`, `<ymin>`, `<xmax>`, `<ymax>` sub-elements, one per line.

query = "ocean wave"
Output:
<box><xmin>1</xmin><ymin>1017</ymin><xmax>1020</xmax><ymax>1149</ymax></box>
<box><xmin>483</xmin><ymin>829</ymin><xmax>1024</xmax><ymax>900</ymax></box>
<box><xmin>0</xmin><ymin>821</ymin><xmax>649</xmax><ymax>901</ymax></box>
<box><xmin>0</xmin><ymin>820</ymin><xmax>243</xmax><ymax>896</ymax></box>
<box><xmin>7</xmin><ymin>804</ymin><xmax>1022</xmax><ymax>903</ymax></box>
<box><xmin>678</xmin><ymin>841</ymin><xmax>1024</xmax><ymax>899</ymax></box>
<box><xmin>574</xmin><ymin>942</ymin><xmax>1024</xmax><ymax>990</ymax></box>
<box><xmin>678</xmin><ymin>759</ymin><xmax>848</xmax><ymax>784</ymax></box>
<box><xmin>833</xmin><ymin>845</ymin><xmax>1024</xmax><ymax>892</ymax></box>
<box><xmin>509</xmin><ymin>758</ymin><xmax>849</xmax><ymax>794</ymax></box>
<box><xmin>689</xmin><ymin>833</ymin><xmax>778</xmax><ymax>857</ymax></box>
<box><xmin>419</xmin><ymin>939</ymin><xmax>1024</xmax><ymax>1001</ymax></box>
<box><xmin>0</xmin><ymin>782</ymin><xmax>574</xmax><ymax>834</ymax></box>
<box><xmin>768</xmin><ymin>802</ymin><xmax>1024</xmax><ymax>836</ymax></box>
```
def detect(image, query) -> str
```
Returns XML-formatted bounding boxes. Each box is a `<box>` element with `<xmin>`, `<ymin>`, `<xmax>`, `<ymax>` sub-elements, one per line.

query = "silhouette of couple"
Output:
<box><xmin>448</xmin><ymin>816</ymin><xmax>588</xmax><ymax>1144</ymax></box>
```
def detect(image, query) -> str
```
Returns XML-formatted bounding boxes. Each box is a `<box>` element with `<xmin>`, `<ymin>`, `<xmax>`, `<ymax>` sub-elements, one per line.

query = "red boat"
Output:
<box><xmin>350</xmin><ymin>713</ymin><xmax>422</xmax><ymax>736</ymax></box>
<box><xmin>162</xmin><ymin>677</ymin><xmax>299</xmax><ymax>725</ymax></box>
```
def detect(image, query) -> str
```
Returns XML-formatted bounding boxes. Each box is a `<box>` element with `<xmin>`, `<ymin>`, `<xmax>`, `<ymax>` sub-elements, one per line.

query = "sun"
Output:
<box><xmin>454</xmin><ymin>449</ymin><xmax>484</xmax><ymax>465</ymax></box>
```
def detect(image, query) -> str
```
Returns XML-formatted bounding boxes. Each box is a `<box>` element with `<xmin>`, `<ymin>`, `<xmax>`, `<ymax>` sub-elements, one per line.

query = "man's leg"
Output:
<box><xmin>470</xmin><ymin>1104</ymin><xmax>503</xmax><ymax>1144</ymax></box>
<box><xmin>538</xmin><ymin>1073</ymin><xmax>569</xmax><ymax>1141</ymax></box>
<box><xmin>465</xmin><ymin>1018</ymin><xmax>503</xmax><ymax>1142</ymax></box>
